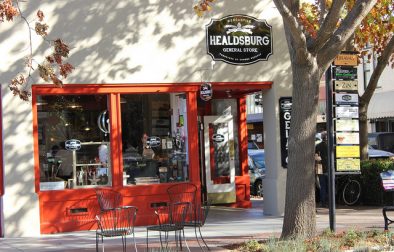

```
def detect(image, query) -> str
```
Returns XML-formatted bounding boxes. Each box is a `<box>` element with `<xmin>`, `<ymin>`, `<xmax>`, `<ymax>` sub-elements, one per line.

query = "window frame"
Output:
<box><xmin>32</xmin><ymin>84</ymin><xmax>200</xmax><ymax>192</ymax></box>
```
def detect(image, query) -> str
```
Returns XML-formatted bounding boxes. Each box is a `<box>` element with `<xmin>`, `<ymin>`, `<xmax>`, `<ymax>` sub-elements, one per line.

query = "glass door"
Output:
<box><xmin>203</xmin><ymin>115</ymin><xmax>236</xmax><ymax>204</ymax></box>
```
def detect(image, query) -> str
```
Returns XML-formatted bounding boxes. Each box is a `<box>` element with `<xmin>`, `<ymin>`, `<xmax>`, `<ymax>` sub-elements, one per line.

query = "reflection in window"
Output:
<box><xmin>37</xmin><ymin>95</ymin><xmax>111</xmax><ymax>190</ymax></box>
<box><xmin>121</xmin><ymin>93</ymin><xmax>189</xmax><ymax>185</ymax></box>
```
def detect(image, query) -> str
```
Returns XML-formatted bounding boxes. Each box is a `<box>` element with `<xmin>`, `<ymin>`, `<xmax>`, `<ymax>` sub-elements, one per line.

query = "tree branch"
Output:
<box><xmin>309</xmin><ymin>0</ymin><xmax>346</xmax><ymax>54</ymax></box>
<box><xmin>360</xmin><ymin>34</ymin><xmax>394</xmax><ymax>105</ymax></box>
<box><xmin>317</xmin><ymin>0</ymin><xmax>377</xmax><ymax>67</ymax></box>
<box><xmin>273</xmin><ymin>0</ymin><xmax>307</xmax><ymax>49</ymax></box>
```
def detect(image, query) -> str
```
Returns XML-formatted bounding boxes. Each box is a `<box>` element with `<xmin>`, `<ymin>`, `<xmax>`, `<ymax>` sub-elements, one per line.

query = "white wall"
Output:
<box><xmin>0</xmin><ymin>0</ymin><xmax>291</xmax><ymax>236</ymax></box>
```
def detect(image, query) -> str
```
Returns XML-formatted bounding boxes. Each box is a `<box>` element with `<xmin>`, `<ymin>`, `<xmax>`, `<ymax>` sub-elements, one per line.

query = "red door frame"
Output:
<box><xmin>31</xmin><ymin>82</ymin><xmax>271</xmax><ymax>234</ymax></box>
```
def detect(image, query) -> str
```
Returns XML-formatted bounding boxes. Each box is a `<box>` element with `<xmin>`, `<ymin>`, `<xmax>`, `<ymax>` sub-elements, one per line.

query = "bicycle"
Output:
<box><xmin>336</xmin><ymin>174</ymin><xmax>361</xmax><ymax>206</ymax></box>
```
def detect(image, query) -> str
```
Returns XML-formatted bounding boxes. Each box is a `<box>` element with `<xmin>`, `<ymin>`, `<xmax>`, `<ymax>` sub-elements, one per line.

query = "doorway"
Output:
<box><xmin>203</xmin><ymin>115</ymin><xmax>236</xmax><ymax>204</ymax></box>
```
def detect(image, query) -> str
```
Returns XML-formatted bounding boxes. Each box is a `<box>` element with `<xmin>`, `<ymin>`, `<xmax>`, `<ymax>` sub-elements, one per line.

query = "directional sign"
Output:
<box><xmin>334</xmin><ymin>66</ymin><xmax>357</xmax><ymax>81</ymax></box>
<box><xmin>336</xmin><ymin>132</ymin><xmax>360</xmax><ymax>145</ymax></box>
<box><xmin>336</xmin><ymin>158</ymin><xmax>360</xmax><ymax>172</ymax></box>
<box><xmin>335</xmin><ymin>93</ymin><xmax>359</xmax><ymax>105</ymax></box>
<box><xmin>335</xmin><ymin>106</ymin><xmax>359</xmax><ymax>118</ymax></box>
<box><xmin>334</xmin><ymin>54</ymin><xmax>358</xmax><ymax>66</ymax></box>
<box><xmin>334</xmin><ymin>80</ymin><xmax>358</xmax><ymax>92</ymax></box>
<box><xmin>335</xmin><ymin>119</ymin><xmax>359</xmax><ymax>131</ymax></box>
<box><xmin>336</xmin><ymin>145</ymin><xmax>360</xmax><ymax>158</ymax></box>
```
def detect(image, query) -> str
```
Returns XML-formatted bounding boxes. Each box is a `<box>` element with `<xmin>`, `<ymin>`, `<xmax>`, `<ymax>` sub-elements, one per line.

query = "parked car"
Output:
<box><xmin>368</xmin><ymin>132</ymin><xmax>394</xmax><ymax>153</ymax></box>
<box><xmin>248</xmin><ymin>141</ymin><xmax>265</xmax><ymax>197</ymax></box>
<box><xmin>368</xmin><ymin>145</ymin><xmax>394</xmax><ymax>159</ymax></box>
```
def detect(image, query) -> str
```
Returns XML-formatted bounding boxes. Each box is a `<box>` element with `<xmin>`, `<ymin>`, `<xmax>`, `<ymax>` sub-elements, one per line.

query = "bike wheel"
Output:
<box><xmin>342</xmin><ymin>179</ymin><xmax>361</xmax><ymax>206</ymax></box>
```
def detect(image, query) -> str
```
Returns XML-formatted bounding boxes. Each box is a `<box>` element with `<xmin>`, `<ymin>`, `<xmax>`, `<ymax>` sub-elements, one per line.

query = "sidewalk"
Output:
<box><xmin>0</xmin><ymin>198</ymin><xmax>390</xmax><ymax>251</ymax></box>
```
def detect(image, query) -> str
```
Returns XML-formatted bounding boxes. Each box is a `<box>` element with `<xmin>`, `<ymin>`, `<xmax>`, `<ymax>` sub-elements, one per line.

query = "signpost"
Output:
<box><xmin>325</xmin><ymin>51</ymin><xmax>360</xmax><ymax>232</ymax></box>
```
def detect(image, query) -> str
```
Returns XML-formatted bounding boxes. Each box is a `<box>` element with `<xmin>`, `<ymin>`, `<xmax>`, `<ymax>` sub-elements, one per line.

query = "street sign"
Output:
<box><xmin>336</xmin><ymin>158</ymin><xmax>360</xmax><ymax>172</ymax></box>
<box><xmin>334</xmin><ymin>80</ymin><xmax>358</xmax><ymax>92</ymax></box>
<box><xmin>334</xmin><ymin>66</ymin><xmax>357</xmax><ymax>80</ymax></box>
<box><xmin>336</xmin><ymin>145</ymin><xmax>360</xmax><ymax>158</ymax></box>
<box><xmin>336</xmin><ymin>132</ymin><xmax>360</xmax><ymax>145</ymax></box>
<box><xmin>335</xmin><ymin>119</ymin><xmax>359</xmax><ymax>131</ymax></box>
<box><xmin>335</xmin><ymin>93</ymin><xmax>359</xmax><ymax>105</ymax></box>
<box><xmin>335</xmin><ymin>106</ymin><xmax>359</xmax><ymax>118</ymax></box>
<box><xmin>334</xmin><ymin>54</ymin><xmax>358</xmax><ymax>66</ymax></box>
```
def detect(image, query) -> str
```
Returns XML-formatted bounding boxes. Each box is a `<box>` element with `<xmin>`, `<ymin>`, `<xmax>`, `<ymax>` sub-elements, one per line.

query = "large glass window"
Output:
<box><xmin>120</xmin><ymin>93</ymin><xmax>189</xmax><ymax>185</ymax></box>
<box><xmin>37</xmin><ymin>95</ymin><xmax>111</xmax><ymax>190</ymax></box>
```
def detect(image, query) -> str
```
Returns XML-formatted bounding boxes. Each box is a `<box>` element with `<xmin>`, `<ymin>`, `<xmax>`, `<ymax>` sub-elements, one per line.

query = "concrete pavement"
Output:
<box><xmin>0</xmin><ymin>198</ymin><xmax>391</xmax><ymax>251</ymax></box>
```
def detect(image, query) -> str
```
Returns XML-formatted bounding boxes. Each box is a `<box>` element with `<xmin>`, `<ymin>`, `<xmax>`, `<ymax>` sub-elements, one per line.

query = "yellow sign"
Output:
<box><xmin>336</xmin><ymin>145</ymin><xmax>360</xmax><ymax>158</ymax></box>
<box><xmin>336</xmin><ymin>158</ymin><xmax>360</xmax><ymax>172</ymax></box>
<box><xmin>334</xmin><ymin>54</ymin><xmax>358</xmax><ymax>66</ymax></box>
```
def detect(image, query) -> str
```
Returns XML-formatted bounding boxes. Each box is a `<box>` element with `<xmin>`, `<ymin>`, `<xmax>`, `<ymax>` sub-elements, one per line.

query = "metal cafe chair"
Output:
<box><xmin>146</xmin><ymin>202</ymin><xmax>191</xmax><ymax>251</ymax></box>
<box><xmin>95</xmin><ymin>206</ymin><xmax>138</xmax><ymax>252</ymax></box>
<box><xmin>167</xmin><ymin>183</ymin><xmax>210</xmax><ymax>250</ymax></box>
<box><xmin>95</xmin><ymin>188</ymin><xmax>122</xmax><ymax>212</ymax></box>
<box><xmin>184</xmin><ymin>200</ymin><xmax>211</xmax><ymax>251</ymax></box>
<box><xmin>167</xmin><ymin>183</ymin><xmax>197</xmax><ymax>228</ymax></box>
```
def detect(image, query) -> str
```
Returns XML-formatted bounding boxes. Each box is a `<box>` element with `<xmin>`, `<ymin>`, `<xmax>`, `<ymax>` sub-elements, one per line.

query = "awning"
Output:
<box><xmin>368</xmin><ymin>91</ymin><xmax>394</xmax><ymax>119</ymax></box>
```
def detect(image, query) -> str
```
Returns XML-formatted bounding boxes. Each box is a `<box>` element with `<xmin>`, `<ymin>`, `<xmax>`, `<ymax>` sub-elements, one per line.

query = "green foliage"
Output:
<box><xmin>341</xmin><ymin>229</ymin><xmax>362</xmax><ymax>247</ymax></box>
<box><xmin>360</xmin><ymin>160</ymin><xmax>394</xmax><ymax>205</ymax></box>
<box><xmin>229</xmin><ymin>229</ymin><xmax>394</xmax><ymax>251</ymax></box>
<box><xmin>238</xmin><ymin>239</ymin><xmax>262</xmax><ymax>252</ymax></box>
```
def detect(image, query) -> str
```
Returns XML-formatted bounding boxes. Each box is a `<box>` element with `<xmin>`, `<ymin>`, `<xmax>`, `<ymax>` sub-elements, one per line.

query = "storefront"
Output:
<box><xmin>1</xmin><ymin>0</ymin><xmax>291</xmax><ymax>237</ymax></box>
<box><xmin>32</xmin><ymin>82</ymin><xmax>270</xmax><ymax>233</ymax></box>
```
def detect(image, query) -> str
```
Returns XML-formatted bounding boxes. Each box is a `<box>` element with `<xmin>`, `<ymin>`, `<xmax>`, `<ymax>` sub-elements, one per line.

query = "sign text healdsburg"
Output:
<box><xmin>206</xmin><ymin>15</ymin><xmax>273</xmax><ymax>65</ymax></box>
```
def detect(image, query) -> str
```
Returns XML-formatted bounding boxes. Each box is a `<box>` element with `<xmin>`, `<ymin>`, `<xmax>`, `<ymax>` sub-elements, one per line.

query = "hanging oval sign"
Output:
<box><xmin>147</xmin><ymin>136</ymin><xmax>161</xmax><ymax>148</ymax></box>
<box><xmin>206</xmin><ymin>14</ymin><xmax>273</xmax><ymax>65</ymax></box>
<box><xmin>212</xmin><ymin>134</ymin><xmax>225</xmax><ymax>143</ymax></box>
<box><xmin>200</xmin><ymin>82</ymin><xmax>213</xmax><ymax>101</ymax></box>
<box><xmin>65</xmin><ymin>139</ymin><xmax>81</xmax><ymax>151</ymax></box>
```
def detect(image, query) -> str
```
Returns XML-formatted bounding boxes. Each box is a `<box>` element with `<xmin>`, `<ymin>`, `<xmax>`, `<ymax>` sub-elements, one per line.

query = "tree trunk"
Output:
<box><xmin>359</xmin><ymin>101</ymin><xmax>369</xmax><ymax>160</ymax></box>
<box><xmin>359</xmin><ymin>35</ymin><xmax>394</xmax><ymax>160</ymax></box>
<box><xmin>281</xmin><ymin>55</ymin><xmax>322</xmax><ymax>239</ymax></box>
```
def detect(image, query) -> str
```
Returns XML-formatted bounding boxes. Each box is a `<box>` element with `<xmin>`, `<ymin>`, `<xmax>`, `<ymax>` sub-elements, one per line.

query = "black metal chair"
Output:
<box><xmin>95</xmin><ymin>206</ymin><xmax>138</xmax><ymax>252</ymax></box>
<box><xmin>167</xmin><ymin>183</ymin><xmax>210</xmax><ymax>250</ymax></box>
<box><xmin>184</xmin><ymin>200</ymin><xmax>211</xmax><ymax>251</ymax></box>
<box><xmin>95</xmin><ymin>188</ymin><xmax>122</xmax><ymax>212</ymax></box>
<box><xmin>146</xmin><ymin>202</ymin><xmax>190</xmax><ymax>251</ymax></box>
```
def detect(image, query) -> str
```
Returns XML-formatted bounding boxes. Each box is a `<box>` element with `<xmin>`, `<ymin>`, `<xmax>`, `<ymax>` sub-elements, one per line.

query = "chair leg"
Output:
<box><xmin>132</xmin><ymin>232</ymin><xmax>138</xmax><ymax>252</ymax></box>
<box><xmin>159</xmin><ymin>230</ymin><xmax>165</xmax><ymax>252</ymax></box>
<box><xmin>96</xmin><ymin>233</ymin><xmax>99</xmax><ymax>252</ymax></box>
<box><xmin>182</xmin><ymin>229</ymin><xmax>190</xmax><ymax>252</ymax></box>
<box><xmin>194</xmin><ymin>225</ymin><xmax>204</xmax><ymax>250</ymax></box>
<box><xmin>198</xmin><ymin>226</ymin><xmax>210</xmax><ymax>250</ymax></box>
<box><xmin>122</xmin><ymin>235</ymin><xmax>126</xmax><ymax>252</ymax></box>
<box><xmin>175</xmin><ymin>231</ymin><xmax>179</xmax><ymax>251</ymax></box>
<box><xmin>146</xmin><ymin>229</ymin><xmax>149</xmax><ymax>251</ymax></box>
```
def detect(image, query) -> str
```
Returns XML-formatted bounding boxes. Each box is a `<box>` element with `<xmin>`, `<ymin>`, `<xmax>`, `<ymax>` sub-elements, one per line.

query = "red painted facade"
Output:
<box><xmin>32</xmin><ymin>82</ymin><xmax>271</xmax><ymax>234</ymax></box>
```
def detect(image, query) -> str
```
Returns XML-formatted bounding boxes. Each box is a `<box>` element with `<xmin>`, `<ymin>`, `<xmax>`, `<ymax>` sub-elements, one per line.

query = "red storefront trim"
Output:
<box><xmin>31</xmin><ymin>82</ymin><xmax>271</xmax><ymax>233</ymax></box>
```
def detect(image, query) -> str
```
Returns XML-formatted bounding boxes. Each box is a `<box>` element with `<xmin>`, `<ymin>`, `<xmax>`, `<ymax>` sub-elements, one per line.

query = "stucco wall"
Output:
<box><xmin>0</xmin><ymin>0</ymin><xmax>291</xmax><ymax>236</ymax></box>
